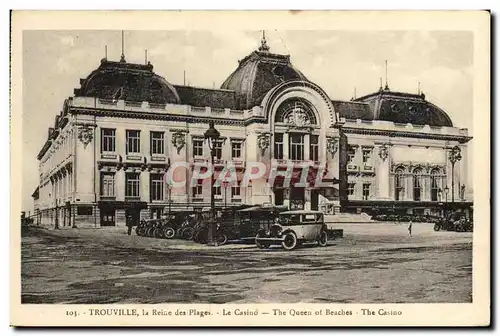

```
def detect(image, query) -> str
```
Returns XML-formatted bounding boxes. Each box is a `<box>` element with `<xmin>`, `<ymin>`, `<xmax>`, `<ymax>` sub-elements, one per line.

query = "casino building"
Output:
<box><xmin>33</xmin><ymin>34</ymin><xmax>472</xmax><ymax>228</ymax></box>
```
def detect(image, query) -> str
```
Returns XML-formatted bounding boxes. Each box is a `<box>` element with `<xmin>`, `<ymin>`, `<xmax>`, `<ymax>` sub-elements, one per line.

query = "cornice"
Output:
<box><xmin>341</xmin><ymin>126</ymin><xmax>472</xmax><ymax>143</ymax></box>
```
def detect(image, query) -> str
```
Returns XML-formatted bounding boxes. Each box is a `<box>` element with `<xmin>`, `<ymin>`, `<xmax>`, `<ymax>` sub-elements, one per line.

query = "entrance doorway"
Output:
<box><xmin>290</xmin><ymin>187</ymin><xmax>305</xmax><ymax>210</ymax></box>
<box><xmin>311</xmin><ymin>190</ymin><xmax>319</xmax><ymax>210</ymax></box>
<box><xmin>125</xmin><ymin>209</ymin><xmax>141</xmax><ymax>226</ymax></box>
<box><xmin>274</xmin><ymin>189</ymin><xmax>284</xmax><ymax>206</ymax></box>
<box><xmin>100</xmin><ymin>208</ymin><xmax>116</xmax><ymax>226</ymax></box>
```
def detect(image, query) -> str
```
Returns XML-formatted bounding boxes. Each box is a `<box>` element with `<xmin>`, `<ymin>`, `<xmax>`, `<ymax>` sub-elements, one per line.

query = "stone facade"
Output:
<box><xmin>31</xmin><ymin>38</ymin><xmax>472</xmax><ymax>228</ymax></box>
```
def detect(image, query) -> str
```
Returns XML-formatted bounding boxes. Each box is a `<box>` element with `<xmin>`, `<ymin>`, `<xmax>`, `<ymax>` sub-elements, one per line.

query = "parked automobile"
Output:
<box><xmin>255</xmin><ymin>210</ymin><xmax>329</xmax><ymax>250</ymax></box>
<box><xmin>434</xmin><ymin>212</ymin><xmax>473</xmax><ymax>232</ymax></box>
<box><xmin>135</xmin><ymin>212</ymin><xmax>191</xmax><ymax>239</ymax></box>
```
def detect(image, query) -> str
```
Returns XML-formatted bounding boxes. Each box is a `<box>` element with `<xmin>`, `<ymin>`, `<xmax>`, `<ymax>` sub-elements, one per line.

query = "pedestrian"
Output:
<box><xmin>408</xmin><ymin>220</ymin><xmax>413</xmax><ymax>237</ymax></box>
<box><xmin>126</xmin><ymin>215</ymin><xmax>134</xmax><ymax>236</ymax></box>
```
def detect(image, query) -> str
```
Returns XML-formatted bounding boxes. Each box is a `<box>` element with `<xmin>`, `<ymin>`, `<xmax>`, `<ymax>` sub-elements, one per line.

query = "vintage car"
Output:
<box><xmin>434</xmin><ymin>212</ymin><xmax>473</xmax><ymax>232</ymax></box>
<box><xmin>190</xmin><ymin>205</ymin><xmax>286</xmax><ymax>245</ymax></box>
<box><xmin>255</xmin><ymin>210</ymin><xmax>329</xmax><ymax>250</ymax></box>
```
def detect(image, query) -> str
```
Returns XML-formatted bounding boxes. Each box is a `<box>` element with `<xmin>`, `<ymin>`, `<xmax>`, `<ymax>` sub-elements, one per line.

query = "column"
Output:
<box><xmin>141</xmin><ymin>171</ymin><xmax>150</xmax><ymax>203</ymax></box>
<box><xmin>142</xmin><ymin>130</ymin><xmax>150</xmax><ymax>158</ymax></box>
<box><xmin>304</xmin><ymin>134</ymin><xmax>310</xmax><ymax>161</ymax></box>
<box><xmin>405</xmin><ymin>172</ymin><xmax>413</xmax><ymax>201</ymax></box>
<box><xmin>376</xmin><ymin>150</ymin><xmax>390</xmax><ymax>200</ymax></box>
<box><xmin>116</xmin><ymin>169</ymin><xmax>125</xmax><ymax>201</ymax></box>
<box><xmin>283</xmin><ymin>132</ymin><xmax>289</xmax><ymax>160</ymax></box>
<box><xmin>304</xmin><ymin>189</ymin><xmax>311</xmax><ymax>210</ymax></box>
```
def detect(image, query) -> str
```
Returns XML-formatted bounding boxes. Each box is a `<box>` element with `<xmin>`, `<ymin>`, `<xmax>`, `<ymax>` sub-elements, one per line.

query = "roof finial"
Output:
<box><xmin>145</xmin><ymin>49</ymin><xmax>148</xmax><ymax>65</ymax></box>
<box><xmin>384</xmin><ymin>60</ymin><xmax>390</xmax><ymax>90</ymax></box>
<box><xmin>379</xmin><ymin>77</ymin><xmax>383</xmax><ymax>92</ymax></box>
<box><xmin>417</xmin><ymin>81</ymin><xmax>421</xmax><ymax>95</ymax></box>
<box><xmin>105</xmin><ymin>45</ymin><xmax>107</xmax><ymax>59</ymax></box>
<box><xmin>120</xmin><ymin>30</ymin><xmax>126</xmax><ymax>63</ymax></box>
<box><xmin>258</xmin><ymin>30</ymin><xmax>270</xmax><ymax>53</ymax></box>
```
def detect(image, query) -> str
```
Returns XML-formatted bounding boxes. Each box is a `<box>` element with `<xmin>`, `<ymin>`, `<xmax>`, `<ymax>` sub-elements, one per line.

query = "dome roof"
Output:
<box><xmin>74</xmin><ymin>59</ymin><xmax>180</xmax><ymax>104</ymax></box>
<box><xmin>352</xmin><ymin>88</ymin><xmax>453</xmax><ymax>127</ymax></box>
<box><xmin>220</xmin><ymin>35</ymin><xmax>308</xmax><ymax>110</ymax></box>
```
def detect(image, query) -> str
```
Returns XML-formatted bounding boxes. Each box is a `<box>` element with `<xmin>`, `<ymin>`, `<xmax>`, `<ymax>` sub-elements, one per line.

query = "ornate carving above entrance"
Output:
<box><xmin>275</xmin><ymin>99</ymin><xmax>317</xmax><ymax>128</ymax></box>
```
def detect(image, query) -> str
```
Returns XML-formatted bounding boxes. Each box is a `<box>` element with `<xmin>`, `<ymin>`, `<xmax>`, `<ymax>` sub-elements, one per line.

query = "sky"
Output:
<box><xmin>21</xmin><ymin>30</ymin><xmax>474</xmax><ymax>212</ymax></box>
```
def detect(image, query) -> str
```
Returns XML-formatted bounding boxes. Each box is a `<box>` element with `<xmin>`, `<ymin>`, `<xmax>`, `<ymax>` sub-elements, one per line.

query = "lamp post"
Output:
<box><xmin>167</xmin><ymin>182</ymin><xmax>172</xmax><ymax>217</ymax></box>
<box><xmin>444</xmin><ymin>185</ymin><xmax>449</xmax><ymax>217</ymax></box>
<box><xmin>204</xmin><ymin>121</ymin><xmax>220</xmax><ymax>246</ymax></box>
<box><xmin>448</xmin><ymin>145</ymin><xmax>462</xmax><ymax>203</ymax></box>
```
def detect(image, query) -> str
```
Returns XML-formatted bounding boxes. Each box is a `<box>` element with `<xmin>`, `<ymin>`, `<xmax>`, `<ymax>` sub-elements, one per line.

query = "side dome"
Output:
<box><xmin>220</xmin><ymin>37</ymin><xmax>309</xmax><ymax>110</ymax></box>
<box><xmin>355</xmin><ymin>89</ymin><xmax>453</xmax><ymax>127</ymax></box>
<box><xmin>74</xmin><ymin>59</ymin><xmax>180</xmax><ymax>104</ymax></box>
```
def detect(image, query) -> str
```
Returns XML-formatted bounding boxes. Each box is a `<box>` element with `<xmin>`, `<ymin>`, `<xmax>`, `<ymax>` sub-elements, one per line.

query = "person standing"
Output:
<box><xmin>408</xmin><ymin>220</ymin><xmax>413</xmax><ymax>237</ymax></box>
<box><xmin>126</xmin><ymin>215</ymin><xmax>134</xmax><ymax>236</ymax></box>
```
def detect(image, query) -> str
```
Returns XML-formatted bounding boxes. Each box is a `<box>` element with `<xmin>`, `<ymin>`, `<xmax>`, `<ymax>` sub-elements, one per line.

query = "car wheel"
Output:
<box><xmin>255</xmin><ymin>233</ymin><xmax>270</xmax><ymax>249</ymax></box>
<box><xmin>281</xmin><ymin>232</ymin><xmax>298</xmax><ymax>251</ymax></box>
<box><xmin>433</xmin><ymin>224</ymin><xmax>440</xmax><ymax>231</ymax></box>
<box><xmin>181</xmin><ymin>227</ymin><xmax>194</xmax><ymax>240</ymax></box>
<box><xmin>216</xmin><ymin>233</ymin><xmax>228</xmax><ymax>245</ymax></box>
<box><xmin>318</xmin><ymin>230</ymin><xmax>328</xmax><ymax>247</ymax></box>
<box><xmin>164</xmin><ymin>227</ymin><xmax>175</xmax><ymax>239</ymax></box>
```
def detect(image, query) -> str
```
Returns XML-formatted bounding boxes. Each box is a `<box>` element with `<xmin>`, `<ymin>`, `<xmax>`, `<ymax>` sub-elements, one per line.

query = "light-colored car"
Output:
<box><xmin>255</xmin><ymin>210</ymin><xmax>328</xmax><ymax>250</ymax></box>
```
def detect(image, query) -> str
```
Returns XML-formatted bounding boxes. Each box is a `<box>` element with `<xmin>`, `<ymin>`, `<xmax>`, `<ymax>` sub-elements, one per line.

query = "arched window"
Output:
<box><xmin>275</xmin><ymin>99</ymin><xmax>317</xmax><ymax>126</ymax></box>
<box><xmin>413</xmin><ymin>168</ymin><xmax>423</xmax><ymax>201</ymax></box>
<box><xmin>394</xmin><ymin>167</ymin><xmax>405</xmax><ymax>201</ymax></box>
<box><xmin>430</xmin><ymin>169</ymin><xmax>440</xmax><ymax>201</ymax></box>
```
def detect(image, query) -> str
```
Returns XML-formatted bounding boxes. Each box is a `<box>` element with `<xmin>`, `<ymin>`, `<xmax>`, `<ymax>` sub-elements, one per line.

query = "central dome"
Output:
<box><xmin>221</xmin><ymin>35</ymin><xmax>309</xmax><ymax>110</ymax></box>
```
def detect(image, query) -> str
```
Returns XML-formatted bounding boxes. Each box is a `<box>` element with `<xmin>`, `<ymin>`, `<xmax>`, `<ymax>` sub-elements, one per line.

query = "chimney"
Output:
<box><xmin>48</xmin><ymin>127</ymin><xmax>54</xmax><ymax>138</ymax></box>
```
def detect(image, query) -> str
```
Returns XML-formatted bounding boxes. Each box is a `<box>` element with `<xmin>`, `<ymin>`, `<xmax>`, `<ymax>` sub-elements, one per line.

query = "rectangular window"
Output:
<box><xmin>193</xmin><ymin>139</ymin><xmax>204</xmax><ymax>157</ymax></box>
<box><xmin>232</xmin><ymin>182</ymin><xmax>241</xmax><ymax>197</ymax></box>
<box><xmin>347</xmin><ymin>146</ymin><xmax>356</xmax><ymax>164</ymax></box>
<box><xmin>274</xmin><ymin>133</ymin><xmax>283</xmax><ymax>159</ymax></box>
<box><xmin>290</xmin><ymin>133</ymin><xmax>304</xmax><ymax>161</ymax></box>
<box><xmin>231</xmin><ymin>142</ymin><xmax>242</xmax><ymax>158</ymax></box>
<box><xmin>310</xmin><ymin>135</ymin><xmax>319</xmax><ymax>161</ymax></box>
<box><xmin>214</xmin><ymin>140</ymin><xmax>223</xmax><ymax>159</ymax></box>
<box><xmin>347</xmin><ymin>183</ymin><xmax>355</xmax><ymax>196</ymax></box>
<box><xmin>125</xmin><ymin>173</ymin><xmax>140</xmax><ymax>198</ymax></box>
<box><xmin>214</xmin><ymin>185</ymin><xmax>222</xmax><ymax>196</ymax></box>
<box><xmin>362</xmin><ymin>183</ymin><xmax>371</xmax><ymax>200</ymax></box>
<box><xmin>77</xmin><ymin>206</ymin><xmax>93</xmax><ymax>216</ymax></box>
<box><xmin>362</xmin><ymin>148</ymin><xmax>372</xmax><ymax>164</ymax></box>
<box><xmin>100</xmin><ymin>172</ymin><xmax>115</xmax><ymax>197</ymax></box>
<box><xmin>101</xmin><ymin>128</ymin><xmax>116</xmax><ymax>153</ymax></box>
<box><xmin>126</xmin><ymin>130</ymin><xmax>141</xmax><ymax>154</ymax></box>
<box><xmin>150</xmin><ymin>132</ymin><xmax>165</xmax><ymax>155</ymax></box>
<box><xmin>150</xmin><ymin>174</ymin><xmax>164</xmax><ymax>201</ymax></box>
<box><xmin>192</xmin><ymin>179</ymin><xmax>203</xmax><ymax>198</ymax></box>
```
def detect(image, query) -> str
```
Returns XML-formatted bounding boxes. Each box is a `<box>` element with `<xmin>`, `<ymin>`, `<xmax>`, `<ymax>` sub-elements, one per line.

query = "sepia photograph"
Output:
<box><xmin>10</xmin><ymin>10</ymin><xmax>490</xmax><ymax>327</ymax></box>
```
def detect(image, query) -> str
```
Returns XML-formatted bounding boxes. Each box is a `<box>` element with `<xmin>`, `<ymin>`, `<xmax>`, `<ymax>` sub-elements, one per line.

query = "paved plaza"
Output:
<box><xmin>21</xmin><ymin>222</ymin><xmax>472</xmax><ymax>304</ymax></box>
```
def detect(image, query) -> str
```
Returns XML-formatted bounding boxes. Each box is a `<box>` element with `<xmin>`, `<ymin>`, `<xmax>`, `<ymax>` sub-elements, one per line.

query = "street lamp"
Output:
<box><xmin>448</xmin><ymin>145</ymin><xmax>462</xmax><ymax>203</ymax></box>
<box><xmin>444</xmin><ymin>185</ymin><xmax>449</xmax><ymax>217</ymax></box>
<box><xmin>204</xmin><ymin>121</ymin><xmax>220</xmax><ymax>246</ymax></box>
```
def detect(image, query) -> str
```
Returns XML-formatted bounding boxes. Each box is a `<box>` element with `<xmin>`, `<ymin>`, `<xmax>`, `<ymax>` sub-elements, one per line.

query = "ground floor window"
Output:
<box><xmin>362</xmin><ymin>183</ymin><xmax>371</xmax><ymax>200</ymax></box>
<box><xmin>100</xmin><ymin>208</ymin><xmax>115</xmax><ymax>226</ymax></box>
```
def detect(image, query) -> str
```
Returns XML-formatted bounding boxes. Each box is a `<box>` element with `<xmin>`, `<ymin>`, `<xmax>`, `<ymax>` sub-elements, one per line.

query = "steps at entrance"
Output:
<box><xmin>325</xmin><ymin>212</ymin><xmax>374</xmax><ymax>224</ymax></box>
